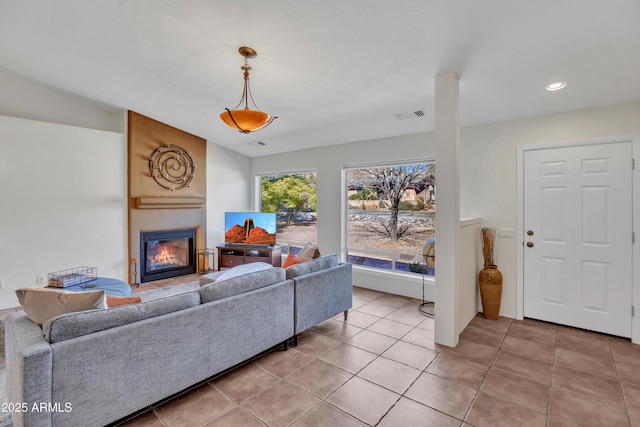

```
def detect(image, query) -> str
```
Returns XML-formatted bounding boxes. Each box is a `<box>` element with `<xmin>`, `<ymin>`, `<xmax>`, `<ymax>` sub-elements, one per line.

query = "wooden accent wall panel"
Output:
<box><xmin>128</xmin><ymin>111</ymin><xmax>206</xmax><ymax>200</ymax></box>
<box><xmin>127</xmin><ymin>111</ymin><xmax>207</xmax><ymax>282</ymax></box>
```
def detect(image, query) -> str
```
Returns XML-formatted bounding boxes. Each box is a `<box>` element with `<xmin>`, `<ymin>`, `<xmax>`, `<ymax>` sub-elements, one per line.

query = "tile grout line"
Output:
<box><xmin>97</xmin><ymin>286</ymin><xmax>640</xmax><ymax>426</ymax></box>
<box><xmin>374</xmin><ymin>303</ymin><xmax>461</xmax><ymax>425</ymax></box>
<box><xmin>319</xmin><ymin>297</ymin><xmax>442</xmax><ymax>426</ymax></box>
<box><xmin>344</xmin><ymin>301</ymin><xmax>411</xmax><ymax>426</ymax></box>
<box><xmin>459</xmin><ymin>317</ymin><xmax>512</xmax><ymax>425</ymax></box>
<box><xmin>248</xmin><ymin>293</ymin><xmax>410</xmax><ymax>427</ymax></box>
<box><xmin>610</xmin><ymin>337</ymin><xmax>634</xmax><ymax>427</ymax></box>
<box><xmin>545</xmin><ymin>325</ymin><xmax>558</xmax><ymax>426</ymax></box>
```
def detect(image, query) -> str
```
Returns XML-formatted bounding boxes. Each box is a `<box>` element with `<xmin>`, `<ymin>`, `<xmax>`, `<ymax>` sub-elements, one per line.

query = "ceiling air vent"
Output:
<box><xmin>249</xmin><ymin>141</ymin><xmax>267</xmax><ymax>147</ymax></box>
<box><xmin>394</xmin><ymin>110</ymin><xmax>426</xmax><ymax>120</ymax></box>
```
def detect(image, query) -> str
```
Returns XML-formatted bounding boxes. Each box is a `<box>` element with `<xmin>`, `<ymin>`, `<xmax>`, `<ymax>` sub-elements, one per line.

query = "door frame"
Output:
<box><xmin>516</xmin><ymin>135</ymin><xmax>640</xmax><ymax>343</ymax></box>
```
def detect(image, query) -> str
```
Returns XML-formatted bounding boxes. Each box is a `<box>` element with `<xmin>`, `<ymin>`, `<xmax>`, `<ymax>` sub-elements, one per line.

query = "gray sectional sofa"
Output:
<box><xmin>286</xmin><ymin>255</ymin><xmax>353</xmax><ymax>345</ymax></box>
<box><xmin>4</xmin><ymin>254</ymin><xmax>352</xmax><ymax>427</ymax></box>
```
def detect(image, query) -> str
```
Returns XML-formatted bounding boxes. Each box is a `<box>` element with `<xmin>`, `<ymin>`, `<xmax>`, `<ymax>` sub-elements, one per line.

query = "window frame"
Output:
<box><xmin>256</xmin><ymin>169</ymin><xmax>319</xmax><ymax>250</ymax></box>
<box><xmin>342</xmin><ymin>158</ymin><xmax>435</xmax><ymax>275</ymax></box>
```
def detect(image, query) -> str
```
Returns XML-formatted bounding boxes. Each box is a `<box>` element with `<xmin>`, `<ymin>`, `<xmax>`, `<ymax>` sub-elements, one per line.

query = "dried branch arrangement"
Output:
<box><xmin>479</xmin><ymin>227</ymin><xmax>497</xmax><ymax>266</ymax></box>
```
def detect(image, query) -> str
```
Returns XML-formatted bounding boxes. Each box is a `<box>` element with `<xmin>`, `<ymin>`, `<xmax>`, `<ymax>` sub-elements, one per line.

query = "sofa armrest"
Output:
<box><xmin>5</xmin><ymin>312</ymin><xmax>53</xmax><ymax>427</ymax></box>
<box><xmin>293</xmin><ymin>262</ymin><xmax>353</xmax><ymax>334</ymax></box>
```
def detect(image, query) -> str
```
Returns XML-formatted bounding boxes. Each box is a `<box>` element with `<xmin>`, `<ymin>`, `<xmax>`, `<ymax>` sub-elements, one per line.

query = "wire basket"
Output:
<box><xmin>48</xmin><ymin>266</ymin><xmax>97</xmax><ymax>288</ymax></box>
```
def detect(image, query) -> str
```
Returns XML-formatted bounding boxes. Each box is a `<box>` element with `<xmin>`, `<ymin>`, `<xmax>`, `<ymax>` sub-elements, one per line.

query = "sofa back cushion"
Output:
<box><xmin>285</xmin><ymin>254</ymin><xmax>339</xmax><ymax>279</ymax></box>
<box><xmin>43</xmin><ymin>291</ymin><xmax>200</xmax><ymax>343</ymax></box>
<box><xmin>199</xmin><ymin>267</ymin><xmax>286</xmax><ymax>303</ymax></box>
<box><xmin>135</xmin><ymin>281</ymin><xmax>200</xmax><ymax>301</ymax></box>
<box><xmin>199</xmin><ymin>262</ymin><xmax>273</xmax><ymax>286</ymax></box>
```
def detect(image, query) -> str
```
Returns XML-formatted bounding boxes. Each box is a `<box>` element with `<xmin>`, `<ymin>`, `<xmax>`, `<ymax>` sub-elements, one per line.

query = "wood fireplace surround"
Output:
<box><xmin>128</xmin><ymin>111</ymin><xmax>207</xmax><ymax>283</ymax></box>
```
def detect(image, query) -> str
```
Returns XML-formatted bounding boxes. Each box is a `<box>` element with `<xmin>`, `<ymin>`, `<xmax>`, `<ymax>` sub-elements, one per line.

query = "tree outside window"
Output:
<box><xmin>260</xmin><ymin>172</ymin><xmax>318</xmax><ymax>249</ymax></box>
<box><xmin>346</xmin><ymin>162</ymin><xmax>435</xmax><ymax>274</ymax></box>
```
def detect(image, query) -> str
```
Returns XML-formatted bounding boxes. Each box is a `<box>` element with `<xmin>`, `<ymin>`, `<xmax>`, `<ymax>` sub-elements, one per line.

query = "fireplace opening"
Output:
<box><xmin>140</xmin><ymin>228</ymin><xmax>196</xmax><ymax>282</ymax></box>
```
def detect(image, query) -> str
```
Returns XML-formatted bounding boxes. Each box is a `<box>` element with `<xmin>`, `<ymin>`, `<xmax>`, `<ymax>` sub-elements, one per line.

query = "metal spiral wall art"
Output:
<box><xmin>148</xmin><ymin>144</ymin><xmax>196</xmax><ymax>191</ymax></box>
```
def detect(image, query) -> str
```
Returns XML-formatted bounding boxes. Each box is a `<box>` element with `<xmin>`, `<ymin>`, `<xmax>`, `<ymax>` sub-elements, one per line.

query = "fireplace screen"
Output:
<box><xmin>146</xmin><ymin>238</ymin><xmax>189</xmax><ymax>272</ymax></box>
<box><xmin>140</xmin><ymin>228</ymin><xmax>196</xmax><ymax>282</ymax></box>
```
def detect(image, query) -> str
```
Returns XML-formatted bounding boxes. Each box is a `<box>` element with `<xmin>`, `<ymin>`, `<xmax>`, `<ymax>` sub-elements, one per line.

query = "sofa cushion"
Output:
<box><xmin>199</xmin><ymin>267</ymin><xmax>286</xmax><ymax>303</ymax></box>
<box><xmin>285</xmin><ymin>254</ymin><xmax>339</xmax><ymax>279</ymax></box>
<box><xmin>42</xmin><ymin>291</ymin><xmax>200</xmax><ymax>343</ymax></box>
<box><xmin>136</xmin><ymin>281</ymin><xmax>199</xmax><ymax>301</ymax></box>
<box><xmin>282</xmin><ymin>252</ymin><xmax>302</xmax><ymax>268</ymax></box>
<box><xmin>199</xmin><ymin>262</ymin><xmax>273</xmax><ymax>286</ymax></box>
<box><xmin>106</xmin><ymin>294</ymin><xmax>142</xmax><ymax>307</ymax></box>
<box><xmin>297</xmin><ymin>243</ymin><xmax>321</xmax><ymax>262</ymax></box>
<box><xmin>15</xmin><ymin>287</ymin><xmax>107</xmax><ymax>326</ymax></box>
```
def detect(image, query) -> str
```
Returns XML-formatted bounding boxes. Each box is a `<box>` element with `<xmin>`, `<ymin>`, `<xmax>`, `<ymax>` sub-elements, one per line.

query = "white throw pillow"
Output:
<box><xmin>216</xmin><ymin>262</ymin><xmax>273</xmax><ymax>281</ymax></box>
<box><xmin>199</xmin><ymin>262</ymin><xmax>273</xmax><ymax>286</ymax></box>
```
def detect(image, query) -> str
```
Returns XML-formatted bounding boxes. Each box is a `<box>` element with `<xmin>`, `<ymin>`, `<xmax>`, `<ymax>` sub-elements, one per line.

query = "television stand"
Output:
<box><xmin>217</xmin><ymin>244</ymin><xmax>283</xmax><ymax>270</ymax></box>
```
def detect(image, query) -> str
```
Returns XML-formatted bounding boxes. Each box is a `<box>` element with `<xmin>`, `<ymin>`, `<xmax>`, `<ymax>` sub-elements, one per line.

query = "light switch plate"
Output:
<box><xmin>498</xmin><ymin>227</ymin><xmax>515</xmax><ymax>238</ymax></box>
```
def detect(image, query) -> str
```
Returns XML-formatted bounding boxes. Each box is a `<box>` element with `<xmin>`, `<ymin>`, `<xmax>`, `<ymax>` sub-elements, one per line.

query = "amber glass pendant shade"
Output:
<box><xmin>220</xmin><ymin>107</ymin><xmax>274</xmax><ymax>134</ymax></box>
<box><xmin>220</xmin><ymin>46</ymin><xmax>276</xmax><ymax>134</ymax></box>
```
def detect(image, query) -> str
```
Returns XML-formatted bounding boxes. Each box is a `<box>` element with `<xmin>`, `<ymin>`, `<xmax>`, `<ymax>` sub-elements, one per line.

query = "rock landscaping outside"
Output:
<box><xmin>277</xmin><ymin>211</ymin><xmax>436</xmax><ymax>274</ymax></box>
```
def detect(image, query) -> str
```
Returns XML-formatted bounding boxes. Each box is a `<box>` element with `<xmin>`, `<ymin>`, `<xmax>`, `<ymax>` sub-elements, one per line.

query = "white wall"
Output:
<box><xmin>460</xmin><ymin>102</ymin><xmax>640</xmax><ymax>318</ymax></box>
<box><xmin>4</xmin><ymin>66</ymin><xmax>638</xmax><ymax>325</ymax></box>
<box><xmin>0</xmin><ymin>117</ymin><xmax>252</xmax><ymax>309</ymax></box>
<box><xmin>0</xmin><ymin>71</ymin><xmax>253</xmax><ymax>309</ymax></box>
<box><xmin>206</xmin><ymin>142</ymin><xmax>253</xmax><ymax>267</ymax></box>
<box><xmin>459</xmin><ymin>218</ymin><xmax>481</xmax><ymax>333</ymax></box>
<box><xmin>0</xmin><ymin>116</ymin><xmax>127</xmax><ymax>309</ymax></box>
<box><xmin>252</xmin><ymin>101</ymin><xmax>640</xmax><ymax>322</ymax></box>
<box><xmin>0</xmin><ymin>68</ymin><xmax>123</xmax><ymax>133</ymax></box>
<box><xmin>251</xmin><ymin>132</ymin><xmax>436</xmax><ymax>298</ymax></box>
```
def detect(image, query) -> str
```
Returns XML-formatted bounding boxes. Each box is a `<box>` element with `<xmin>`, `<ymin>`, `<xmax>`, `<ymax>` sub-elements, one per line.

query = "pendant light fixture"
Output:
<box><xmin>220</xmin><ymin>46</ymin><xmax>276</xmax><ymax>133</ymax></box>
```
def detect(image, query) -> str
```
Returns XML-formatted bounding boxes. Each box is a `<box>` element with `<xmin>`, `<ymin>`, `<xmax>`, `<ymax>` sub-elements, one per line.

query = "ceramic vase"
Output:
<box><xmin>479</xmin><ymin>264</ymin><xmax>502</xmax><ymax>320</ymax></box>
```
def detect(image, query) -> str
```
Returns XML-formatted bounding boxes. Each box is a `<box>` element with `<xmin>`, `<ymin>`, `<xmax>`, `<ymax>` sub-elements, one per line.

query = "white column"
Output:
<box><xmin>434</xmin><ymin>73</ymin><xmax>460</xmax><ymax>347</ymax></box>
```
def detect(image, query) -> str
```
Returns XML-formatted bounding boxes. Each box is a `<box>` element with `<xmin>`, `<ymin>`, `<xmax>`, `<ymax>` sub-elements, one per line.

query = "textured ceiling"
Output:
<box><xmin>1</xmin><ymin>0</ymin><xmax>639</xmax><ymax>157</ymax></box>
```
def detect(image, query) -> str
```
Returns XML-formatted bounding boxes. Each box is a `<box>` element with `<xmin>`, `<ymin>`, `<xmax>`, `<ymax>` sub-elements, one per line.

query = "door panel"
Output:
<box><xmin>523</xmin><ymin>142</ymin><xmax>632</xmax><ymax>337</ymax></box>
<box><xmin>581</xmin><ymin>260</ymin><xmax>608</xmax><ymax>312</ymax></box>
<box><xmin>541</xmin><ymin>257</ymin><xmax>566</xmax><ymax>305</ymax></box>
<box><xmin>541</xmin><ymin>187</ymin><xmax>565</xmax><ymax>242</ymax></box>
<box><xmin>582</xmin><ymin>186</ymin><xmax>608</xmax><ymax>245</ymax></box>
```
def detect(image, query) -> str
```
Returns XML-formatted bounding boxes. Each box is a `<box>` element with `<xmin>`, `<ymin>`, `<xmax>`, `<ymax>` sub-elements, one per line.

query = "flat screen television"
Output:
<box><xmin>224</xmin><ymin>212</ymin><xmax>277</xmax><ymax>245</ymax></box>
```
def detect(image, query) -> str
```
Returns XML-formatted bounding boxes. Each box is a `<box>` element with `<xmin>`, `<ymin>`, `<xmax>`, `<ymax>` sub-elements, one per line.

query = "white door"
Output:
<box><xmin>523</xmin><ymin>142</ymin><xmax>632</xmax><ymax>337</ymax></box>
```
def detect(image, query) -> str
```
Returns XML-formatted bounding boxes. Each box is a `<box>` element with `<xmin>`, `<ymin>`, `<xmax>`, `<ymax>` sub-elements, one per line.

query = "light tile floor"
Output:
<box><xmin>3</xmin><ymin>277</ymin><xmax>640</xmax><ymax>426</ymax></box>
<box><xmin>108</xmin><ymin>283</ymin><xmax>640</xmax><ymax>427</ymax></box>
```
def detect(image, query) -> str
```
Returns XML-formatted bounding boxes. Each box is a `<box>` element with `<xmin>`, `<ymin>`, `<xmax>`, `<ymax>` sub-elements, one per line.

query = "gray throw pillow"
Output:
<box><xmin>285</xmin><ymin>254</ymin><xmax>339</xmax><ymax>279</ymax></box>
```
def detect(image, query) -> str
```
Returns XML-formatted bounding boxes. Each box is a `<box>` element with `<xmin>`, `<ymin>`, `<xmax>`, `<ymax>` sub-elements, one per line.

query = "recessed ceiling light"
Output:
<box><xmin>546</xmin><ymin>81</ymin><xmax>567</xmax><ymax>91</ymax></box>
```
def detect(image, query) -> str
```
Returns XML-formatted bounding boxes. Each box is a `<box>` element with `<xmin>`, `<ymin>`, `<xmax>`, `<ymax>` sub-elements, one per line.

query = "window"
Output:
<box><xmin>259</xmin><ymin>171</ymin><xmax>318</xmax><ymax>251</ymax></box>
<box><xmin>345</xmin><ymin>162</ymin><xmax>435</xmax><ymax>275</ymax></box>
